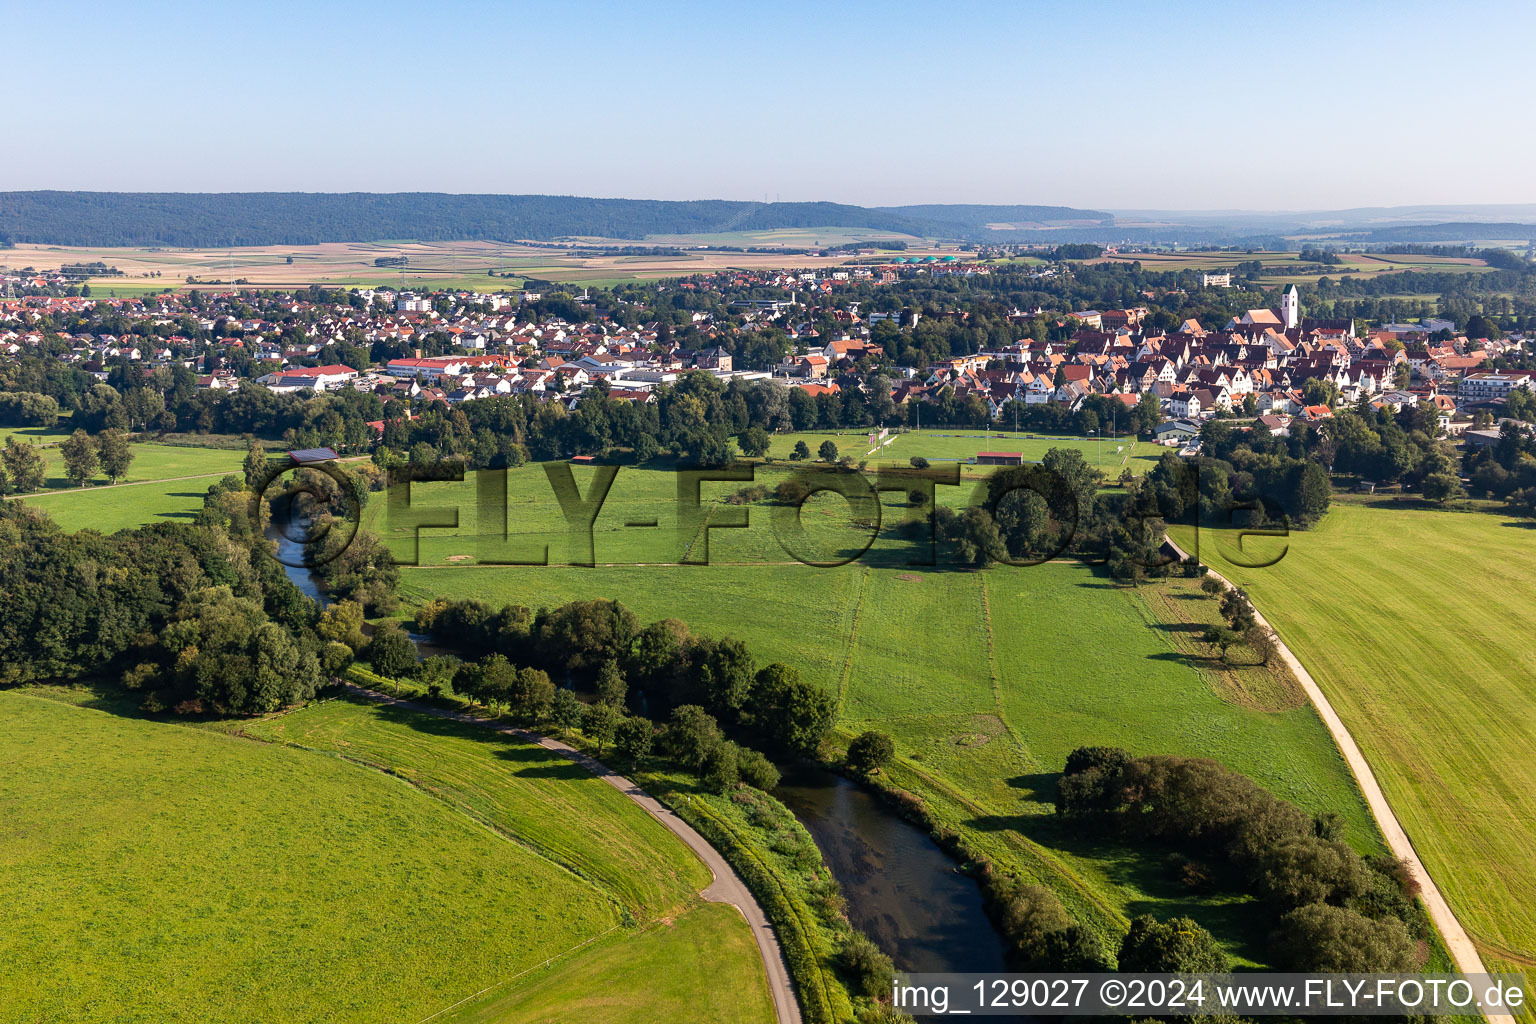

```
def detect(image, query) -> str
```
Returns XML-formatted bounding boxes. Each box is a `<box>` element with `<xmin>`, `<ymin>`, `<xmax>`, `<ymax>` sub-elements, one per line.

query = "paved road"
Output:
<box><xmin>1164</xmin><ymin>538</ymin><xmax>1513</xmax><ymax>1024</ymax></box>
<box><xmin>343</xmin><ymin>683</ymin><xmax>802</xmax><ymax>1024</ymax></box>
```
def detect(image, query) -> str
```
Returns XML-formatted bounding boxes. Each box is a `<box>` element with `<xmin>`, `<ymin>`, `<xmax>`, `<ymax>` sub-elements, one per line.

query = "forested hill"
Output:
<box><xmin>0</xmin><ymin>192</ymin><xmax>1112</xmax><ymax>247</ymax></box>
<box><xmin>1339</xmin><ymin>222</ymin><xmax>1536</xmax><ymax>244</ymax></box>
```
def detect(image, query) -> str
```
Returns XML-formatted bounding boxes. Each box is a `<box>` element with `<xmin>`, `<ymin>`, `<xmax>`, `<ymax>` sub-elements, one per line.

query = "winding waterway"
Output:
<box><xmin>271</xmin><ymin>515</ymin><xmax>1011</xmax><ymax>995</ymax></box>
<box><xmin>775</xmin><ymin>765</ymin><xmax>1008</xmax><ymax>975</ymax></box>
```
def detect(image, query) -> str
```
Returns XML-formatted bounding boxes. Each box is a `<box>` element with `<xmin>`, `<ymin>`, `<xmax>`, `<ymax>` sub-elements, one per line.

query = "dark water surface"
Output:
<box><xmin>775</xmin><ymin>764</ymin><xmax>1009</xmax><ymax>975</ymax></box>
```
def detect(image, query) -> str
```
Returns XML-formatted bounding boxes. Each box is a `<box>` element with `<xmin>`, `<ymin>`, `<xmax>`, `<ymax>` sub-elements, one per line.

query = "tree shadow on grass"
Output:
<box><xmin>355</xmin><ymin>694</ymin><xmax>599</xmax><ymax>782</ymax></box>
<box><xmin>1146</xmin><ymin>650</ymin><xmax>1209</xmax><ymax>668</ymax></box>
<box><xmin>1005</xmin><ymin>771</ymin><xmax>1060</xmax><ymax>805</ymax></box>
<box><xmin>999</xmin><ymin>813</ymin><xmax>1273</xmax><ymax>961</ymax></box>
<box><xmin>1149</xmin><ymin>622</ymin><xmax>1208</xmax><ymax>634</ymax></box>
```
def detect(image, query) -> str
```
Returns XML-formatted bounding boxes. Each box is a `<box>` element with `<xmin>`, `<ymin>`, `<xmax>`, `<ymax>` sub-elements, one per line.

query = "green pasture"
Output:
<box><xmin>0</xmin><ymin>691</ymin><xmax>603</xmax><ymax>1022</ymax></box>
<box><xmin>443</xmin><ymin>903</ymin><xmax>774</xmax><ymax>1024</ymax></box>
<box><xmin>244</xmin><ymin>693</ymin><xmax>709</xmax><ymax>918</ymax></box>
<box><xmin>14</xmin><ymin>473</ymin><xmax>231</xmax><ymax>532</ymax></box>
<box><xmin>33</xmin><ymin>440</ymin><xmax>243</xmax><ymax>490</ymax></box>
<box><xmin>0</xmin><ymin>688</ymin><xmax>769</xmax><ymax>1024</ymax></box>
<box><xmin>1172</xmin><ymin>498</ymin><xmax>1536</xmax><ymax>978</ymax></box>
<box><xmin>0</xmin><ymin>422</ymin><xmax>76</xmax><ymax>446</ymax></box>
<box><xmin>389</xmin><ymin>461</ymin><xmax>1379</xmax><ymax>962</ymax></box>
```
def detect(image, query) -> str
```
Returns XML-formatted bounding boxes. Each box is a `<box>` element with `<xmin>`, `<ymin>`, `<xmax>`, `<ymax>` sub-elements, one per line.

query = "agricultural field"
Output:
<box><xmin>0</xmin><ymin>687</ymin><xmax>768</xmax><ymax>1024</ymax></box>
<box><xmin>386</xmin><ymin>459</ymin><xmax>1379</xmax><ymax>963</ymax></box>
<box><xmin>1095</xmin><ymin>249</ymin><xmax>1492</xmax><ymax>287</ymax></box>
<box><xmin>1</xmin><ymin>235</ymin><xmax>945</xmax><ymax>295</ymax></box>
<box><xmin>1172</xmin><ymin>499</ymin><xmax>1536</xmax><ymax>981</ymax></box>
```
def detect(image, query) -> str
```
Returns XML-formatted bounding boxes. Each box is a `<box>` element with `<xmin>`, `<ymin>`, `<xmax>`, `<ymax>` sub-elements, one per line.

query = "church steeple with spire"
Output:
<box><xmin>1281</xmin><ymin>284</ymin><xmax>1300</xmax><ymax>329</ymax></box>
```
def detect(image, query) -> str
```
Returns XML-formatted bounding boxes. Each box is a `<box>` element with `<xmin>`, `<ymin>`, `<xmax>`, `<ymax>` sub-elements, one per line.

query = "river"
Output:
<box><xmin>271</xmin><ymin>517</ymin><xmax>1011</xmax><ymax>985</ymax></box>
<box><xmin>775</xmin><ymin>765</ymin><xmax>1009</xmax><ymax>975</ymax></box>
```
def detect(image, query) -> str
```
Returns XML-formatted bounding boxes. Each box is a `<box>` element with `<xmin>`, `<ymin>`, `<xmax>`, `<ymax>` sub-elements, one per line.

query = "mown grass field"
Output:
<box><xmin>443</xmin><ymin>903</ymin><xmax>773</xmax><ymax>1024</ymax></box>
<box><xmin>387</xmin><ymin>460</ymin><xmax>1378</xmax><ymax>963</ymax></box>
<box><xmin>0</xmin><ymin>421</ymin><xmax>76</xmax><ymax>446</ymax></box>
<box><xmin>34</xmin><ymin>440</ymin><xmax>244</xmax><ymax>489</ymax></box>
<box><xmin>1172</xmin><ymin>499</ymin><xmax>1536</xmax><ymax>979</ymax></box>
<box><xmin>763</xmin><ymin>428</ymin><xmax>1160</xmax><ymax>478</ymax></box>
<box><xmin>0</xmin><ymin>689</ymin><xmax>770</xmax><ymax>1023</ymax></box>
<box><xmin>14</xmin><ymin>473</ymin><xmax>231</xmax><ymax>531</ymax></box>
<box><xmin>243</xmin><ymin>693</ymin><xmax>709</xmax><ymax>917</ymax></box>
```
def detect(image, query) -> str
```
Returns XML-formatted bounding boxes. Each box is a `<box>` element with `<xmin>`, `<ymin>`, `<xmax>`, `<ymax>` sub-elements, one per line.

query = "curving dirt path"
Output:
<box><xmin>1164</xmin><ymin>538</ymin><xmax>1513</xmax><ymax>1024</ymax></box>
<box><xmin>343</xmin><ymin>683</ymin><xmax>802</xmax><ymax>1024</ymax></box>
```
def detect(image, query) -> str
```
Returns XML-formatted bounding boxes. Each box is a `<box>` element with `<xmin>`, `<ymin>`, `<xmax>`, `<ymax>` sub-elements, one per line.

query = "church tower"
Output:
<box><xmin>1281</xmin><ymin>284</ymin><xmax>1300</xmax><ymax>329</ymax></box>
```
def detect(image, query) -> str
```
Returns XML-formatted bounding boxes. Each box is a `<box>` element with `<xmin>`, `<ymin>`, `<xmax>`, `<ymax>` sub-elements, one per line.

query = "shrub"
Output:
<box><xmin>737</xmin><ymin>745</ymin><xmax>781</xmax><ymax>790</ymax></box>
<box><xmin>838</xmin><ymin>932</ymin><xmax>894</xmax><ymax>998</ymax></box>
<box><xmin>1118</xmin><ymin>914</ymin><xmax>1231</xmax><ymax>973</ymax></box>
<box><xmin>1271</xmin><ymin>903</ymin><xmax>1417</xmax><ymax>972</ymax></box>
<box><xmin>997</xmin><ymin>883</ymin><xmax>1072</xmax><ymax>965</ymax></box>
<box><xmin>703</xmin><ymin>740</ymin><xmax>740</xmax><ymax>794</ymax></box>
<box><xmin>776</xmin><ymin>478</ymin><xmax>812</xmax><ymax>504</ymax></box>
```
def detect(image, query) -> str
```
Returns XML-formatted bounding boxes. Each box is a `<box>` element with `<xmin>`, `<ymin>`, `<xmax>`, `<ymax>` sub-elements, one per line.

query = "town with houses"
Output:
<box><xmin>2</xmin><ymin>261</ymin><xmax>1531</xmax><ymax>457</ymax></box>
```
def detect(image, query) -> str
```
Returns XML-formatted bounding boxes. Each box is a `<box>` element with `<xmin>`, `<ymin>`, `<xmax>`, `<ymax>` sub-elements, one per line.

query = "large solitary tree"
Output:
<box><xmin>96</xmin><ymin>429</ymin><xmax>134</xmax><ymax>484</ymax></box>
<box><xmin>61</xmin><ymin>429</ymin><xmax>99</xmax><ymax>487</ymax></box>
<box><xmin>1</xmin><ymin>438</ymin><xmax>47</xmax><ymax>493</ymax></box>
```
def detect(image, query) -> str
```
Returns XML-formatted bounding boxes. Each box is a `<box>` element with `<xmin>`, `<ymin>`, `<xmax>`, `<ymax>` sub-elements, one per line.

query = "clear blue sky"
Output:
<box><xmin>8</xmin><ymin>0</ymin><xmax>1534</xmax><ymax>210</ymax></box>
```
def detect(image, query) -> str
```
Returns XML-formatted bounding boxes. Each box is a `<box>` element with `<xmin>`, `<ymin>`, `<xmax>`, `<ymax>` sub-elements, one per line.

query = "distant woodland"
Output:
<box><xmin>0</xmin><ymin>192</ymin><xmax>1109</xmax><ymax>248</ymax></box>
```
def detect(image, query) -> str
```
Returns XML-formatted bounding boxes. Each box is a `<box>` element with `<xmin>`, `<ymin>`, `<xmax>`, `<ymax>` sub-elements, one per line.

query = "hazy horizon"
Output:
<box><xmin>10</xmin><ymin>0</ymin><xmax>1536</xmax><ymax>209</ymax></box>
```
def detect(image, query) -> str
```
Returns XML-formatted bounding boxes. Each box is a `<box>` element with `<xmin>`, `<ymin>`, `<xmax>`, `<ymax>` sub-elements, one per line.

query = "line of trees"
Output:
<box><xmin>414</xmin><ymin>595</ymin><xmax>836</xmax><ymax>764</ymax></box>
<box><xmin>1057</xmin><ymin>747</ymin><xmax>1425</xmax><ymax>973</ymax></box>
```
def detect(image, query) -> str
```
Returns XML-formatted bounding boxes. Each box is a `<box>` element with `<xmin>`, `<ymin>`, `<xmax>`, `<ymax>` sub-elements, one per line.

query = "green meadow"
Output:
<box><xmin>1</xmin><ymin>688</ymin><xmax>769</xmax><ymax>1024</ymax></box>
<box><xmin>14</xmin><ymin>473</ymin><xmax>232</xmax><ymax>531</ymax></box>
<box><xmin>764</xmin><ymin>428</ymin><xmax>1161</xmax><ymax>478</ymax></box>
<box><xmin>387</xmin><ymin>458</ymin><xmax>1378</xmax><ymax>963</ymax></box>
<box><xmin>443</xmin><ymin>903</ymin><xmax>773</xmax><ymax>1024</ymax></box>
<box><xmin>35</xmin><ymin>440</ymin><xmax>244</xmax><ymax>489</ymax></box>
<box><xmin>1173</xmin><ymin>499</ymin><xmax>1536</xmax><ymax>979</ymax></box>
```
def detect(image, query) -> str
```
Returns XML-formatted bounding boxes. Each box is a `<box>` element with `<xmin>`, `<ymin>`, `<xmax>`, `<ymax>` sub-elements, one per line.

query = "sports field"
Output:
<box><xmin>386</xmin><ymin>459</ymin><xmax>1378</xmax><ymax>963</ymax></box>
<box><xmin>0</xmin><ymin>687</ymin><xmax>769</xmax><ymax>1023</ymax></box>
<box><xmin>1173</xmin><ymin>499</ymin><xmax>1536</xmax><ymax>980</ymax></box>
